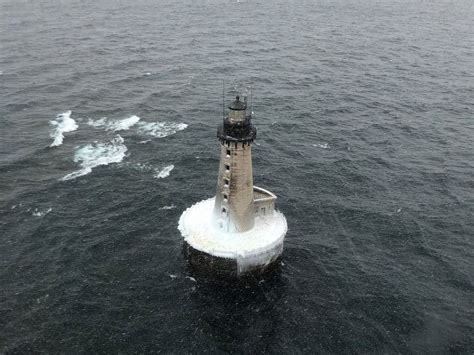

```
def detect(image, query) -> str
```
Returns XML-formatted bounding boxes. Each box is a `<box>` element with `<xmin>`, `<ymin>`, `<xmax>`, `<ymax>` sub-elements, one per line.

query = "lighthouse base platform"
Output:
<box><xmin>178</xmin><ymin>198</ymin><xmax>287</xmax><ymax>277</ymax></box>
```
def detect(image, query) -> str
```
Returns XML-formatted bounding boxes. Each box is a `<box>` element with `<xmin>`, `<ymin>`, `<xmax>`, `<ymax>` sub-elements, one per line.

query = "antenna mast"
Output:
<box><xmin>250</xmin><ymin>85</ymin><xmax>253</xmax><ymax>114</ymax></box>
<box><xmin>222</xmin><ymin>80</ymin><xmax>225</xmax><ymax>124</ymax></box>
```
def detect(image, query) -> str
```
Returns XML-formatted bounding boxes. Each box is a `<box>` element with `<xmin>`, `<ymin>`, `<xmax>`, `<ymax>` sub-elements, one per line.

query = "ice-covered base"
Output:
<box><xmin>178</xmin><ymin>198</ymin><xmax>287</xmax><ymax>276</ymax></box>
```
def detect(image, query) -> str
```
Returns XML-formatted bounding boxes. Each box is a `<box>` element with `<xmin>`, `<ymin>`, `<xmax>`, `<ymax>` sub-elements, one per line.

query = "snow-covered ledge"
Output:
<box><xmin>178</xmin><ymin>198</ymin><xmax>287</xmax><ymax>276</ymax></box>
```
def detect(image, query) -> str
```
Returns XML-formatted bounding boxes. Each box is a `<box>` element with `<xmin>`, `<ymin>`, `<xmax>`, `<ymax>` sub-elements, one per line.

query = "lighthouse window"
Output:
<box><xmin>221</xmin><ymin>207</ymin><xmax>227</xmax><ymax>214</ymax></box>
<box><xmin>225</xmin><ymin>164</ymin><xmax>230</xmax><ymax>171</ymax></box>
<box><xmin>226</xmin><ymin>149</ymin><xmax>231</xmax><ymax>157</ymax></box>
<box><xmin>223</xmin><ymin>193</ymin><xmax>228</xmax><ymax>201</ymax></box>
<box><xmin>224</xmin><ymin>178</ymin><xmax>229</xmax><ymax>186</ymax></box>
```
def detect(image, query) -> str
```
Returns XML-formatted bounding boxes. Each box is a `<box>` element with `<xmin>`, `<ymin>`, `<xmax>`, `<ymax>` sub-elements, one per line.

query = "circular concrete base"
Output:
<box><xmin>178</xmin><ymin>198</ymin><xmax>287</xmax><ymax>277</ymax></box>
<box><xmin>183</xmin><ymin>243</ymin><xmax>282</xmax><ymax>279</ymax></box>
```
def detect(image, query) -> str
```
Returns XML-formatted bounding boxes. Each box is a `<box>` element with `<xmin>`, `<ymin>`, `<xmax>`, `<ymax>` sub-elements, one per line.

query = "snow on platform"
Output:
<box><xmin>178</xmin><ymin>198</ymin><xmax>287</xmax><ymax>274</ymax></box>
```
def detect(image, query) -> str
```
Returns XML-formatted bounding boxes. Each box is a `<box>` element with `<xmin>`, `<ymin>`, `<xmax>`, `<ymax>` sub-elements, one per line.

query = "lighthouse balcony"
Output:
<box><xmin>217</xmin><ymin>121</ymin><xmax>257</xmax><ymax>144</ymax></box>
<box><xmin>253</xmin><ymin>186</ymin><xmax>276</xmax><ymax>217</ymax></box>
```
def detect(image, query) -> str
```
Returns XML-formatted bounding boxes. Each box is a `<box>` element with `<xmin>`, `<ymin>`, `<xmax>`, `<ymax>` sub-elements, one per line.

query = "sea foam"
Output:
<box><xmin>154</xmin><ymin>164</ymin><xmax>174</xmax><ymax>179</ymax></box>
<box><xmin>32</xmin><ymin>208</ymin><xmax>52</xmax><ymax>217</ymax></box>
<box><xmin>87</xmin><ymin>115</ymin><xmax>141</xmax><ymax>131</ymax></box>
<box><xmin>60</xmin><ymin>135</ymin><xmax>127</xmax><ymax>181</ymax></box>
<box><xmin>312</xmin><ymin>143</ymin><xmax>329</xmax><ymax>149</ymax></box>
<box><xmin>160</xmin><ymin>205</ymin><xmax>177</xmax><ymax>210</ymax></box>
<box><xmin>123</xmin><ymin>162</ymin><xmax>175</xmax><ymax>179</ymax></box>
<box><xmin>86</xmin><ymin>116</ymin><xmax>187</xmax><ymax>139</ymax></box>
<box><xmin>49</xmin><ymin>111</ymin><xmax>78</xmax><ymax>147</ymax></box>
<box><xmin>136</xmin><ymin>122</ymin><xmax>188</xmax><ymax>138</ymax></box>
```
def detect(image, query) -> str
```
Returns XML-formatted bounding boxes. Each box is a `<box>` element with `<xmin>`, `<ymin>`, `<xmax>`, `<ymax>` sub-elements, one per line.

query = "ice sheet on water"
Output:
<box><xmin>60</xmin><ymin>135</ymin><xmax>127</xmax><ymax>181</ymax></box>
<box><xmin>49</xmin><ymin>111</ymin><xmax>78</xmax><ymax>147</ymax></box>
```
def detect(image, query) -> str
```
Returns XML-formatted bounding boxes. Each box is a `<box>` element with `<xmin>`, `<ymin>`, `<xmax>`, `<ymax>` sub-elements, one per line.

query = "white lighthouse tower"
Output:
<box><xmin>178</xmin><ymin>94</ymin><xmax>287</xmax><ymax>277</ymax></box>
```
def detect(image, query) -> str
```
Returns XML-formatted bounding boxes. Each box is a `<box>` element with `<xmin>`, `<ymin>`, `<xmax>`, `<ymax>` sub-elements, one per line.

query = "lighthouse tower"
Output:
<box><xmin>178</xmin><ymin>93</ymin><xmax>287</xmax><ymax>277</ymax></box>
<box><xmin>213</xmin><ymin>95</ymin><xmax>256</xmax><ymax>233</ymax></box>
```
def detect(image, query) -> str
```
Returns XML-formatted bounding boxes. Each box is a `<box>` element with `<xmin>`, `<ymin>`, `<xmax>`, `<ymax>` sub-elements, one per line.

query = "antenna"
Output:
<box><xmin>250</xmin><ymin>85</ymin><xmax>253</xmax><ymax>114</ymax></box>
<box><xmin>222</xmin><ymin>80</ymin><xmax>225</xmax><ymax>123</ymax></box>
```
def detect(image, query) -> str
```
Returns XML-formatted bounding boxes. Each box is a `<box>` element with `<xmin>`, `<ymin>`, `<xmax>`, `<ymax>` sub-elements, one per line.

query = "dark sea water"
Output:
<box><xmin>1</xmin><ymin>0</ymin><xmax>473</xmax><ymax>353</ymax></box>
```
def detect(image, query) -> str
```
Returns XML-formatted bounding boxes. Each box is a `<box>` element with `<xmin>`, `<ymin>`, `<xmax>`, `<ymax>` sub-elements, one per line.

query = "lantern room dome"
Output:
<box><xmin>228</xmin><ymin>95</ymin><xmax>246</xmax><ymax>111</ymax></box>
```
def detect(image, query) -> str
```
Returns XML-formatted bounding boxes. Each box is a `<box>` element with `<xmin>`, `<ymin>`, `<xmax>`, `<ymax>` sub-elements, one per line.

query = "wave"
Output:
<box><xmin>60</xmin><ymin>135</ymin><xmax>127</xmax><ymax>181</ymax></box>
<box><xmin>154</xmin><ymin>164</ymin><xmax>174</xmax><ymax>179</ymax></box>
<box><xmin>87</xmin><ymin>115</ymin><xmax>141</xmax><ymax>131</ymax></box>
<box><xmin>136</xmin><ymin>122</ymin><xmax>188</xmax><ymax>138</ymax></box>
<box><xmin>32</xmin><ymin>207</ymin><xmax>52</xmax><ymax>217</ymax></box>
<box><xmin>86</xmin><ymin>117</ymin><xmax>107</xmax><ymax>128</ymax></box>
<box><xmin>123</xmin><ymin>162</ymin><xmax>174</xmax><ymax>179</ymax></box>
<box><xmin>86</xmin><ymin>116</ymin><xmax>187</xmax><ymax>139</ymax></box>
<box><xmin>49</xmin><ymin>110</ymin><xmax>78</xmax><ymax>147</ymax></box>
<box><xmin>160</xmin><ymin>205</ymin><xmax>176</xmax><ymax>210</ymax></box>
<box><xmin>312</xmin><ymin>143</ymin><xmax>329</xmax><ymax>149</ymax></box>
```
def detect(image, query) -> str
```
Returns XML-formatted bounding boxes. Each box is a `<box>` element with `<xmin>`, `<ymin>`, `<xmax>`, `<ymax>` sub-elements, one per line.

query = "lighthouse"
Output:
<box><xmin>178</xmin><ymin>93</ymin><xmax>287</xmax><ymax>277</ymax></box>
<box><xmin>213</xmin><ymin>95</ymin><xmax>256</xmax><ymax>233</ymax></box>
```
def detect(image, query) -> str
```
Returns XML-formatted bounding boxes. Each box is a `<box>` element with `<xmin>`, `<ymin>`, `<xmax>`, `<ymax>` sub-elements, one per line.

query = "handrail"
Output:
<box><xmin>253</xmin><ymin>186</ymin><xmax>277</xmax><ymax>201</ymax></box>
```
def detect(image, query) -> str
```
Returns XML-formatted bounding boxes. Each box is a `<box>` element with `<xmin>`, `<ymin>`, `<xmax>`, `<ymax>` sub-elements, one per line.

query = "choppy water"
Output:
<box><xmin>1</xmin><ymin>0</ymin><xmax>473</xmax><ymax>353</ymax></box>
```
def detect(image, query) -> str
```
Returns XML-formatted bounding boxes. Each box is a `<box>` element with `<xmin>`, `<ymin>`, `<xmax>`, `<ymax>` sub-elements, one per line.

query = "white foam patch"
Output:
<box><xmin>123</xmin><ymin>162</ymin><xmax>174</xmax><ymax>179</ymax></box>
<box><xmin>178</xmin><ymin>198</ymin><xmax>287</xmax><ymax>274</ymax></box>
<box><xmin>60</xmin><ymin>135</ymin><xmax>127</xmax><ymax>181</ymax></box>
<box><xmin>32</xmin><ymin>208</ymin><xmax>52</xmax><ymax>217</ymax></box>
<box><xmin>312</xmin><ymin>143</ymin><xmax>329</xmax><ymax>149</ymax></box>
<box><xmin>160</xmin><ymin>204</ymin><xmax>176</xmax><ymax>210</ymax></box>
<box><xmin>124</xmin><ymin>162</ymin><xmax>151</xmax><ymax>172</ymax></box>
<box><xmin>87</xmin><ymin>115</ymin><xmax>141</xmax><ymax>131</ymax></box>
<box><xmin>154</xmin><ymin>164</ymin><xmax>174</xmax><ymax>179</ymax></box>
<box><xmin>108</xmin><ymin>115</ymin><xmax>140</xmax><ymax>131</ymax></box>
<box><xmin>49</xmin><ymin>111</ymin><xmax>78</xmax><ymax>147</ymax></box>
<box><xmin>87</xmin><ymin>117</ymin><xmax>107</xmax><ymax>128</ymax></box>
<box><xmin>136</xmin><ymin>122</ymin><xmax>188</xmax><ymax>138</ymax></box>
<box><xmin>138</xmin><ymin>140</ymin><xmax>151</xmax><ymax>144</ymax></box>
<box><xmin>86</xmin><ymin>116</ymin><xmax>187</xmax><ymax>140</ymax></box>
